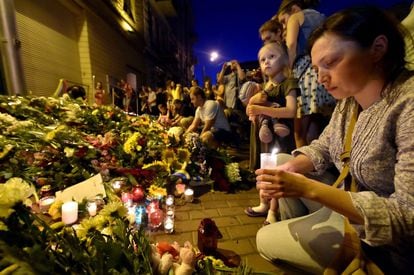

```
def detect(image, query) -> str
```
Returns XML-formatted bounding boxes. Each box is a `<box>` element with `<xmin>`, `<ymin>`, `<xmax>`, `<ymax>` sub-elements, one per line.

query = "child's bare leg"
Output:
<box><xmin>251</xmin><ymin>189</ymin><xmax>270</xmax><ymax>212</ymax></box>
<box><xmin>265</xmin><ymin>198</ymin><xmax>278</xmax><ymax>224</ymax></box>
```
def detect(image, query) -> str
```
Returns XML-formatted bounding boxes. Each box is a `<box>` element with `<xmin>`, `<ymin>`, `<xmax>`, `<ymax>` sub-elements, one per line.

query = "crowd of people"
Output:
<box><xmin>86</xmin><ymin>1</ymin><xmax>414</xmax><ymax>273</ymax></box>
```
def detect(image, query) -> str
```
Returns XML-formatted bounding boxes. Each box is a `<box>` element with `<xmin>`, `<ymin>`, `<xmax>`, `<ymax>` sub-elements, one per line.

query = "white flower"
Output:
<box><xmin>225</xmin><ymin>163</ymin><xmax>242</xmax><ymax>183</ymax></box>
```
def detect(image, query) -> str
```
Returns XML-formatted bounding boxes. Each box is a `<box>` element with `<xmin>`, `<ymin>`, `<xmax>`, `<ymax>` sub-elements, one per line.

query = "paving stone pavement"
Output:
<box><xmin>148</xmin><ymin>187</ymin><xmax>308</xmax><ymax>274</ymax></box>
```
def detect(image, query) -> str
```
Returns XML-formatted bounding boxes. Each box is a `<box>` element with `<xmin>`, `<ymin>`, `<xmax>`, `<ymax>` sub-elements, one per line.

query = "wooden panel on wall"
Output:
<box><xmin>15</xmin><ymin>0</ymin><xmax>83</xmax><ymax>97</ymax></box>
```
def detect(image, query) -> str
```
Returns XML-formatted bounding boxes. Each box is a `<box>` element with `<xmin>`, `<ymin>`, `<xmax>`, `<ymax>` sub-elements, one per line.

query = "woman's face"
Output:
<box><xmin>311</xmin><ymin>33</ymin><xmax>375</xmax><ymax>100</ymax></box>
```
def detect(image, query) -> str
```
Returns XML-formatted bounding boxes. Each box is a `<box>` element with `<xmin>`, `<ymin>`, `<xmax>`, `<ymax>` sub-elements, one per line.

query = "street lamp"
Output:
<box><xmin>203</xmin><ymin>51</ymin><xmax>219</xmax><ymax>81</ymax></box>
<box><xmin>209</xmin><ymin>51</ymin><xmax>219</xmax><ymax>62</ymax></box>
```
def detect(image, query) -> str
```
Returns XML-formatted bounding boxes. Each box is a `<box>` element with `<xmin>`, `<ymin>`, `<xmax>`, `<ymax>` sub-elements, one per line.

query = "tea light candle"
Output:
<box><xmin>87</xmin><ymin>201</ymin><xmax>97</xmax><ymax>216</ymax></box>
<box><xmin>164</xmin><ymin>216</ymin><xmax>174</xmax><ymax>234</ymax></box>
<box><xmin>39</xmin><ymin>196</ymin><xmax>55</xmax><ymax>213</ymax></box>
<box><xmin>112</xmin><ymin>180</ymin><xmax>121</xmax><ymax>190</ymax></box>
<box><xmin>62</xmin><ymin>201</ymin><xmax>78</xmax><ymax>225</ymax></box>
<box><xmin>166</xmin><ymin>208</ymin><xmax>175</xmax><ymax>218</ymax></box>
<box><xmin>260</xmin><ymin>152</ymin><xmax>278</xmax><ymax>169</ymax></box>
<box><xmin>184</xmin><ymin>188</ymin><xmax>194</xmax><ymax>203</ymax></box>
<box><xmin>165</xmin><ymin>195</ymin><xmax>174</xmax><ymax>206</ymax></box>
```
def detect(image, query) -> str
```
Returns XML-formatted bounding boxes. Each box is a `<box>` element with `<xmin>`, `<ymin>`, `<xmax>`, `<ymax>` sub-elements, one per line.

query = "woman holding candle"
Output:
<box><xmin>245</xmin><ymin>41</ymin><xmax>299</xmax><ymax>225</ymax></box>
<box><xmin>255</xmin><ymin>7</ymin><xmax>414</xmax><ymax>274</ymax></box>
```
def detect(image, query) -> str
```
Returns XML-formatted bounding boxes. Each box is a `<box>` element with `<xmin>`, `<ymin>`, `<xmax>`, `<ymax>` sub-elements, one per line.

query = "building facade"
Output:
<box><xmin>1</xmin><ymin>0</ymin><xmax>195</xmax><ymax>103</ymax></box>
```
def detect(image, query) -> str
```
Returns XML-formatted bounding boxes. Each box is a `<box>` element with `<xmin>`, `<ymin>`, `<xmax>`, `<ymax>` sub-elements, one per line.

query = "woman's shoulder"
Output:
<box><xmin>391</xmin><ymin>71</ymin><xmax>414</xmax><ymax>99</ymax></box>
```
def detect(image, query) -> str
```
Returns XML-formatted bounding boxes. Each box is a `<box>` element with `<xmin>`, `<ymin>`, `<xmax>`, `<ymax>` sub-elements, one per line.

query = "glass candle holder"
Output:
<box><xmin>165</xmin><ymin>195</ymin><xmax>174</xmax><ymax>207</ymax></box>
<box><xmin>164</xmin><ymin>216</ymin><xmax>174</xmax><ymax>234</ymax></box>
<box><xmin>148</xmin><ymin>208</ymin><xmax>163</xmax><ymax>230</ymax></box>
<box><xmin>39</xmin><ymin>196</ymin><xmax>55</xmax><ymax>214</ymax></box>
<box><xmin>135</xmin><ymin>205</ymin><xmax>146</xmax><ymax>227</ymax></box>
<box><xmin>260</xmin><ymin>152</ymin><xmax>277</xmax><ymax>169</ymax></box>
<box><xmin>184</xmin><ymin>188</ymin><xmax>194</xmax><ymax>203</ymax></box>
<box><xmin>165</xmin><ymin>205</ymin><xmax>175</xmax><ymax>218</ymax></box>
<box><xmin>121</xmin><ymin>191</ymin><xmax>133</xmax><ymax>207</ymax></box>
<box><xmin>86</xmin><ymin>200</ymin><xmax>97</xmax><ymax>216</ymax></box>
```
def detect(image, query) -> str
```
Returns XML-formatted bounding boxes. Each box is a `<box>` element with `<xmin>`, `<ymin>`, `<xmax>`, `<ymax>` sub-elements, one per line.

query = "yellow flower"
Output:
<box><xmin>64</xmin><ymin>147</ymin><xmax>75</xmax><ymax>157</ymax></box>
<box><xmin>148</xmin><ymin>185</ymin><xmax>167</xmax><ymax>198</ymax></box>
<box><xmin>98</xmin><ymin>201</ymin><xmax>127</xmax><ymax>219</ymax></box>
<box><xmin>0</xmin><ymin>220</ymin><xmax>8</xmax><ymax>231</ymax></box>
<box><xmin>0</xmin><ymin>178</ymin><xmax>34</xmax><ymax>218</ymax></box>
<box><xmin>48</xmin><ymin>200</ymin><xmax>63</xmax><ymax>220</ymax></box>
<box><xmin>76</xmin><ymin>215</ymin><xmax>106</xmax><ymax>240</ymax></box>
<box><xmin>123</xmin><ymin>132</ymin><xmax>141</xmax><ymax>155</ymax></box>
<box><xmin>176</xmin><ymin>148</ymin><xmax>191</xmax><ymax>163</ymax></box>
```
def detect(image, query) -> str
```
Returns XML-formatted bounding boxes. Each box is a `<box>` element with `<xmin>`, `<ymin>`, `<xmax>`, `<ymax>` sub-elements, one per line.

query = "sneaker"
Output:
<box><xmin>244</xmin><ymin>207</ymin><xmax>268</xmax><ymax>217</ymax></box>
<box><xmin>259</xmin><ymin>119</ymin><xmax>273</xmax><ymax>143</ymax></box>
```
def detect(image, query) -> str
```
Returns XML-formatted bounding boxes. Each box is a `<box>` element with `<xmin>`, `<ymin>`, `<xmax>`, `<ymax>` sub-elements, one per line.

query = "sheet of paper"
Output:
<box><xmin>55</xmin><ymin>173</ymin><xmax>106</xmax><ymax>202</ymax></box>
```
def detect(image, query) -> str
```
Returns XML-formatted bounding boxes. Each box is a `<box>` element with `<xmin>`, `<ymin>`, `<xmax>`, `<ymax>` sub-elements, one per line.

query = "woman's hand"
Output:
<box><xmin>255</xmin><ymin>168</ymin><xmax>314</xmax><ymax>200</ymax></box>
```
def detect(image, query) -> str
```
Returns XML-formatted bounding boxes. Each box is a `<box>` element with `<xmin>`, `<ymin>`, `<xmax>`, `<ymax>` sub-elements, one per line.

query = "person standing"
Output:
<box><xmin>276</xmin><ymin>0</ymin><xmax>336</xmax><ymax>148</ymax></box>
<box><xmin>259</xmin><ymin>19</ymin><xmax>284</xmax><ymax>44</ymax></box>
<box><xmin>245</xmin><ymin>42</ymin><xmax>299</xmax><ymax>225</ymax></box>
<box><xmin>217</xmin><ymin>60</ymin><xmax>246</xmax><ymax>111</ymax></box>
<box><xmin>94</xmin><ymin>81</ymin><xmax>106</xmax><ymax>106</ymax></box>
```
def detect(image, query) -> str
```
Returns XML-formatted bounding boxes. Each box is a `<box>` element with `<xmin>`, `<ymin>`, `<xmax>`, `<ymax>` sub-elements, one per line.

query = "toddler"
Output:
<box><xmin>245</xmin><ymin>41</ymin><xmax>299</xmax><ymax>225</ymax></box>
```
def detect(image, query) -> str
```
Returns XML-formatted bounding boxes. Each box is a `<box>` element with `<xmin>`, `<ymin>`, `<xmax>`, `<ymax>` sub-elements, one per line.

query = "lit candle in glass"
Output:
<box><xmin>184</xmin><ymin>188</ymin><xmax>194</xmax><ymax>202</ymax></box>
<box><xmin>166</xmin><ymin>208</ymin><xmax>175</xmax><ymax>218</ymax></box>
<box><xmin>165</xmin><ymin>195</ymin><xmax>174</xmax><ymax>206</ymax></box>
<box><xmin>39</xmin><ymin>196</ymin><xmax>55</xmax><ymax>214</ymax></box>
<box><xmin>164</xmin><ymin>216</ymin><xmax>174</xmax><ymax>234</ymax></box>
<box><xmin>87</xmin><ymin>201</ymin><xmax>97</xmax><ymax>216</ymax></box>
<box><xmin>121</xmin><ymin>191</ymin><xmax>132</xmax><ymax>207</ymax></box>
<box><xmin>260</xmin><ymin>148</ymin><xmax>279</xmax><ymax>169</ymax></box>
<box><xmin>62</xmin><ymin>201</ymin><xmax>78</xmax><ymax>225</ymax></box>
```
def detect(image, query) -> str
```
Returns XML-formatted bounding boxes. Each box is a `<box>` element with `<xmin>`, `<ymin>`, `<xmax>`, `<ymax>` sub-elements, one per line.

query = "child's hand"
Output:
<box><xmin>247</xmin><ymin>105</ymin><xmax>262</xmax><ymax>117</ymax></box>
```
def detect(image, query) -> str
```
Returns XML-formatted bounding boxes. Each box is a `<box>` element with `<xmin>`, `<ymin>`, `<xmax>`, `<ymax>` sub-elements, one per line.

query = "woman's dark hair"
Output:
<box><xmin>308</xmin><ymin>6</ymin><xmax>406</xmax><ymax>85</ymax></box>
<box><xmin>278</xmin><ymin>0</ymin><xmax>320</xmax><ymax>15</ymax></box>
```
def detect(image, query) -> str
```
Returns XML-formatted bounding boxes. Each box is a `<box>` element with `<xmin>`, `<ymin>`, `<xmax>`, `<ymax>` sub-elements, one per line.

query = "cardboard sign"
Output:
<box><xmin>55</xmin><ymin>173</ymin><xmax>106</xmax><ymax>202</ymax></box>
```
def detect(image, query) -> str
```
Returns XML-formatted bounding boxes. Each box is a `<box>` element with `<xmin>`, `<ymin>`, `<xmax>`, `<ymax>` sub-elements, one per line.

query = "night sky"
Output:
<box><xmin>191</xmin><ymin>0</ymin><xmax>410</xmax><ymax>84</ymax></box>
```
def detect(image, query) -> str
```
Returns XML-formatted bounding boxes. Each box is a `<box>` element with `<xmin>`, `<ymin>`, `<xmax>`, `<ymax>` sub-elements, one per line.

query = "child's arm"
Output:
<box><xmin>247</xmin><ymin>89</ymin><xmax>297</xmax><ymax>119</ymax></box>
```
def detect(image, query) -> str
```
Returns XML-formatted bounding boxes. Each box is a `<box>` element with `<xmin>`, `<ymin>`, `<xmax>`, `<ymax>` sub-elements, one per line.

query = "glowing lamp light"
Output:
<box><xmin>210</xmin><ymin>51</ymin><xmax>218</xmax><ymax>62</ymax></box>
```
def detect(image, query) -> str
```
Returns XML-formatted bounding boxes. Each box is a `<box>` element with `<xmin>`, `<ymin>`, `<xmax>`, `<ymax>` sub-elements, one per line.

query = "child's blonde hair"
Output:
<box><xmin>258</xmin><ymin>41</ymin><xmax>291</xmax><ymax>77</ymax></box>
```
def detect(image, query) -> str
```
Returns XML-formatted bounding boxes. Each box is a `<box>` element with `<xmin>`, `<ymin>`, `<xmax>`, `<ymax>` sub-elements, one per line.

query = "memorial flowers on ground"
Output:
<box><xmin>0</xmin><ymin>95</ymin><xmax>254</xmax><ymax>274</ymax></box>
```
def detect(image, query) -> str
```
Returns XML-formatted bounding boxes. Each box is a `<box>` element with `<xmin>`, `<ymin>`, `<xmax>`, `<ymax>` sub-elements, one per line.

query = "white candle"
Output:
<box><xmin>260</xmin><ymin>152</ymin><xmax>277</xmax><ymax>169</ymax></box>
<box><xmin>184</xmin><ymin>188</ymin><xmax>194</xmax><ymax>202</ymax></box>
<box><xmin>87</xmin><ymin>201</ymin><xmax>97</xmax><ymax>216</ymax></box>
<box><xmin>62</xmin><ymin>201</ymin><xmax>78</xmax><ymax>225</ymax></box>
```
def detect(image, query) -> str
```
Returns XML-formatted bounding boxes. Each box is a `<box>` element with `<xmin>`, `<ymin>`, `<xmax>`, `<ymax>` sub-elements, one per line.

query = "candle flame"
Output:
<box><xmin>271</xmin><ymin>148</ymin><xmax>279</xmax><ymax>156</ymax></box>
